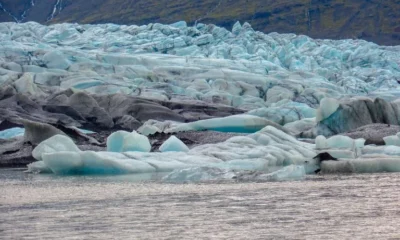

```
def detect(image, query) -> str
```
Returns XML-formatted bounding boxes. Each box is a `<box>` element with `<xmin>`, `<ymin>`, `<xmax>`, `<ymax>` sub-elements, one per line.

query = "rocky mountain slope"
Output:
<box><xmin>0</xmin><ymin>0</ymin><xmax>399</xmax><ymax>45</ymax></box>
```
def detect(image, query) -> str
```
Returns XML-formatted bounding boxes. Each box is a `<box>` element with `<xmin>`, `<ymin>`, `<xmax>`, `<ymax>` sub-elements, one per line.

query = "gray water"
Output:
<box><xmin>1</xmin><ymin>169</ymin><xmax>400</xmax><ymax>239</ymax></box>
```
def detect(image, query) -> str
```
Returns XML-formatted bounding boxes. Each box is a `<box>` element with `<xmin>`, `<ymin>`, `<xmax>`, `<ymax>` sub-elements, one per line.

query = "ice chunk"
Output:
<box><xmin>137</xmin><ymin>120</ymin><xmax>179</xmax><ymax>136</ymax></box>
<box><xmin>315</xmin><ymin>135</ymin><xmax>328</xmax><ymax>149</ymax></box>
<box><xmin>32</xmin><ymin>135</ymin><xmax>80</xmax><ymax>161</ymax></box>
<box><xmin>170</xmin><ymin>21</ymin><xmax>187</xmax><ymax>29</ymax></box>
<box><xmin>42</xmin><ymin>51</ymin><xmax>70</xmax><ymax>70</ymax></box>
<box><xmin>316</xmin><ymin>98</ymin><xmax>339</xmax><ymax>122</ymax></box>
<box><xmin>256</xmin><ymin>165</ymin><xmax>306</xmax><ymax>181</ymax></box>
<box><xmin>14</xmin><ymin>73</ymin><xmax>44</xmax><ymax>96</ymax></box>
<box><xmin>162</xmin><ymin>167</ymin><xmax>235</xmax><ymax>183</ymax></box>
<box><xmin>137</xmin><ymin>125</ymin><xmax>160</xmax><ymax>136</ymax></box>
<box><xmin>106</xmin><ymin>131</ymin><xmax>151</xmax><ymax>152</ymax></box>
<box><xmin>42</xmin><ymin>151</ymin><xmax>156</xmax><ymax>175</ymax></box>
<box><xmin>362</xmin><ymin>145</ymin><xmax>400</xmax><ymax>156</ymax></box>
<box><xmin>0</xmin><ymin>127</ymin><xmax>24</xmax><ymax>139</ymax></box>
<box><xmin>326</xmin><ymin>135</ymin><xmax>354</xmax><ymax>149</ymax></box>
<box><xmin>284</xmin><ymin>118</ymin><xmax>316</xmax><ymax>134</ymax></box>
<box><xmin>26</xmin><ymin>161</ymin><xmax>52</xmax><ymax>173</ymax></box>
<box><xmin>355</xmin><ymin>138</ymin><xmax>366</xmax><ymax>148</ymax></box>
<box><xmin>166</xmin><ymin>114</ymin><xmax>289</xmax><ymax>134</ymax></box>
<box><xmin>232</xmin><ymin>21</ymin><xmax>242</xmax><ymax>35</ymax></box>
<box><xmin>383</xmin><ymin>134</ymin><xmax>400</xmax><ymax>146</ymax></box>
<box><xmin>159</xmin><ymin>136</ymin><xmax>190</xmax><ymax>152</ymax></box>
<box><xmin>162</xmin><ymin>165</ymin><xmax>305</xmax><ymax>183</ymax></box>
<box><xmin>321</xmin><ymin>158</ymin><xmax>400</xmax><ymax>173</ymax></box>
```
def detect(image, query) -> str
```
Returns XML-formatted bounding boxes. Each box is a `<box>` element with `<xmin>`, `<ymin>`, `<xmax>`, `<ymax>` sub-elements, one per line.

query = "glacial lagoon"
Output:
<box><xmin>1</xmin><ymin>168</ymin><xmax>400</xmax><ymax>239</ymax></box>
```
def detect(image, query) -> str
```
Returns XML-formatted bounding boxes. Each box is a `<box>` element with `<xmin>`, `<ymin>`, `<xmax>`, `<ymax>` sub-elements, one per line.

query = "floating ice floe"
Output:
<box><xmin>159</xmin><ymin>136</ymin><xmax>190</xmax><ymax>152</ymax></box>
<box><xmin>107</xmin><ymin>130</ymin><xmax>151</xmax><ymax>152</ymax></box>
<box><xmin>383</xmin><ymin>132</ymin><xmax>400</xmax><ymax>146</ymax></box>
<box><xmin>162</xmin><ymin>165</ymin><xmax>306</xmax><ymax>183</ymax></box>
<box><xmin>26</xmin><ymin>126</ymin><xmax>400</xmax><ymax>179</ymax></box>
<box><xmin>313</xmin><ymin>133</ymin><xmax>400</xmax><ymax>174</ymax></box>
<box><xmin>28</xmin><ymin>126</ymin><xmax>319</xmax><ymax>177</ymax></box>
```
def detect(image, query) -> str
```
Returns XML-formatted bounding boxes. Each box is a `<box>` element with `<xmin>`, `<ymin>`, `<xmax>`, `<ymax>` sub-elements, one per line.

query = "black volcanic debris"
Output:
<box><xmin>0</xmin><ymin>88</ymin><xmax>248</xmax><ymax>167</ymax></box>
<box><xmin>0</xmin><ymin>87</ymin><xmax>245</xmax><ymax>133</ymax></box>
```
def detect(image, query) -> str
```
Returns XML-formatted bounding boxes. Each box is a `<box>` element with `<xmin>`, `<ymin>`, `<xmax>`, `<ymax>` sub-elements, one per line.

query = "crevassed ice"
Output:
<box><xmin>0</xmin><ymin>21</ymin><xmax>399</xmax><ymax>112</ymax></box>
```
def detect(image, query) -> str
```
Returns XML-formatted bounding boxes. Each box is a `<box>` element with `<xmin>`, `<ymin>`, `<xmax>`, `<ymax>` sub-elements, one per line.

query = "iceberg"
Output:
<box><xmin>159</xmin><ymin>136</ymin><xmax>190</xmax><ymax>152</ymax></box>
<box><xmin>254</xmin><ymin>165</ymin><xmax>306</xmax><ymax>182</ymax></box>
<box><xmin>28</xmin><ymin>126</ymin><xmax>318</xmax><ymax>176</ymax></box>
<box><xmin>321</xmin><ymin>158</ymin><xmax>400</xmax><ymax>173</ymax></box>
<box><xmin>162</xmin><ymin>165</ymin><xmax>305</xmax><ymax>183</ymax></box>
<box><xmin>165</xmin><ymin>114</ymin><xmax>289</xmax><ymax>134</ymax></box>
<box><xmin>32</xmin><ymin>134</ymin><xmax>80</xmax><ymax>161</ymax></box>
<box><xmin>106</xmin><ymin>131</ymin><xmax>151</xmax><ymax>153</ymax></box>
<box><xmin>383</xmin><ymin>132</ymin><xmax>400</xmax><ymax>146</ymax></box>
<box><xmin>162</xmin><ymin>167</ymin><xmax>236</xmax><ymax>183</ymax></box>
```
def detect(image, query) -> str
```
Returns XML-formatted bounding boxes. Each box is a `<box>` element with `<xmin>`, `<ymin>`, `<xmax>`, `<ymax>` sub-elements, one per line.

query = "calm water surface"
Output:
<box><xmin>1</xmin><ymin>169</ymin><xmax>400</xmax><ymax>239</ymax></box>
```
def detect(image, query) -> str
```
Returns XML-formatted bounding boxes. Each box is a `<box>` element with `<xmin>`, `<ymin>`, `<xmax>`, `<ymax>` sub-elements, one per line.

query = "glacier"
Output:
<box><xmin>0</xmin><ymin>21</ymin><xmax>399</xmax><ymax>114</ymax></box>
<box><xmin>1</xmin><ymin>20</ymin><xmax>400</xmax><ymax>181</ymax></box>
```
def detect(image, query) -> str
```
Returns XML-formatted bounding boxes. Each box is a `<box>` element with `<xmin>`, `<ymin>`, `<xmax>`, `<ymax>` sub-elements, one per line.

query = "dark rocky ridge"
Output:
<box><xmin>0</xmin><ymin>86</ymin><xmax>245</xmax><ymax>133</ymax></box>
<box><xmin>0</xmin><ymin>0</ymin><xmax>399</xmax><ymax>45</ymax></box>
<box><xmin>0</xmin><ymin>86</ymin><xmax>246</xmax><ymax>167</ymax></box>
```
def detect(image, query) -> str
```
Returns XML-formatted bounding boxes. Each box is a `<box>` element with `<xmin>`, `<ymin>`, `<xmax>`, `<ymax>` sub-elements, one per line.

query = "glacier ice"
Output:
<box><xmin>42</xmin><ymin>151</ymin><xmax>157</xmax><ymax>175</ymax></box>
<box><xmin>161</xmin><ymin>165</ymin><xmax>305</xmax><ymax>183</ymax></box>
<box><xmin>29</xmin><ymin>126</ymin><xmax>319</xmax><ymax>176</ymax></box>
<box><xmin>165</xmin><ymin>114</ymin><xmax>289</xmax><ymax>134</ymax></box>
<box><xmin>32</xmin><ymin>134</ymin><xmax>80</xmax><ymax>161</ymax></box>
<box><xmin>315</xmin><ymin>135</ymin><xmax>328</xmax><ymax>150</ymax></box>
<box><xmin>137</xmin><ymin>120</ymin><xmax>180</xmax><ymax>136</ymax></box>
<box><xmin>383</xmin><ymin>132</ymin><xmax>400</xmax><ymax>146</ymax></box>
<box><xmin>26</xmin><ymin>123</ymin><xmax>400</xmax><ymax>177</ymax></box>
<box><xmin>284</xmin><ymin>118</ymin><xmax>315</xmax><ymax>135</ymax></box>
<box><xmin>162</xmin><ymin>167</ymin><xmax>236</xmax><ymax>183</ymax></box>
<box><xmin>362</xmin><ymin>145</ymin><xmax>400</xmax><ymax>156</ymax></box>
<box><xmin>4</xmin><ymin>20</ymin><xmax>399</xmax><ymax>178</ymax></box>
<box><xmin>316</xmin><ymin>98</ymin><xmax>339</xmax><ymax>122</ymax></box>
<box><xmin>0</xmin><ymin>21</ymin><xmax>399</xmax><ymax>111</ymax></box>
<box><xmin>159</xmin><ymin>136</ymin><xmax>190</xmax><ymax>152</ymax></box>
<box><xmin>0</xmin><ymin>127</ymin><xmax>24</xmax><ymax>139</ymax></box>
<box><xmin>248</xmin><ymin>102</ymin><xmax>316</xmax><ymax>125</ymax></box>
<box><xmin>316</xmin><ymin>135</ymin><xmax>364</xmax><ymax>150</ymax></box>
<box><xmin>321</xmin><ymin>158</ymin><xmax>400</xmax><ymax>174</ymax></box>
<box><xmin>326</xmin><ymin>135</ymin><xmax>355</xmax><ymax>149</ymax></box>
<box><xmin>26</xmin><ymin>161</ymin><xmax>52</xmax><ymax>174</ymax></box>
<box><xmin>255</xmin><ymin>165</ymin><xmax>306</xmax><ymax>182</ymax></box>
<box><xmin>106</xmin><ymin>130</ymin><xmax>151</xmax><ymax>153</ymax></box>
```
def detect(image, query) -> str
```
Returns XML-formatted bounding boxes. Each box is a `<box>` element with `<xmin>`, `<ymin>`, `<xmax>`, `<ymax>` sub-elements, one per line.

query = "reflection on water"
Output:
<box><xmin>1</xmin><ymin>168</ymin><xmax>400</xmax><ymax>239</ymax></box>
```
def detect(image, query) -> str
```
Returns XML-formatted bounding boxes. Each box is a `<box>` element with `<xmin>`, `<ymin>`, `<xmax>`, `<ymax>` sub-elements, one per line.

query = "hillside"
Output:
<box><xmin>0</xmin><ymin>0</ymin><xmax>400</xmax><ymax>45</ymax></box>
